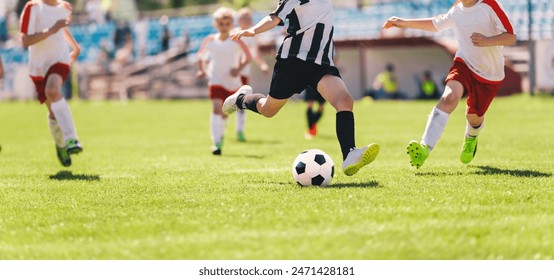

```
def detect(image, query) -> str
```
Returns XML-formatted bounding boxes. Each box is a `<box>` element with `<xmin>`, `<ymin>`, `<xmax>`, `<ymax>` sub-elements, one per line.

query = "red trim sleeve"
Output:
<box><xmin>483</xmin><ymin>0</ymin><xmax>514</xmax><ymax>34</ymax></box>
<box><xmin>20</xmin><ymin>2</ymin><xmax>35</xmax><ymax>35</ymax></box>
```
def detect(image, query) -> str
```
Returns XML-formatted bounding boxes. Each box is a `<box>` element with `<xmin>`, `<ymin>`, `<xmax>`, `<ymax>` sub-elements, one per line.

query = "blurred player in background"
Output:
<box><xmin>304</xmin><ymin>86</ymin><xmax>325</xmax><ymax>139</ymax></box>
<box><xmin>20</xmin><ymin>0</ymin><xmax>83</xmax><ymax>167</ymax></box>
<box><xmin>225</xmin><ymin>0</ymin><xmax>380</xmax><ymax>176</ymax></box>
<box><xmin>235</xmin><ymin>8</ymin><xmax>270</xmax><ymax>142</ymax></box>
<box><xmin>197</xmin><ymin>7</ymin><xmax>251</xmax><ymax>155</ymax></box>
<box><xmin>383</xmin><ymin>0</ymin><xmax>516</xmax><ymax>168</ymax></box>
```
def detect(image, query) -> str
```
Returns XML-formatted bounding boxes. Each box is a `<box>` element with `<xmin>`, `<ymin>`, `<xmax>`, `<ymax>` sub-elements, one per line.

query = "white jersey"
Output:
<box><xmin>433</xmin><ymin>0</ymin><xmax>515</xmax><ymax>83</ymax></box>
<box><xmin>271</xmin><ymin>0</ymin><xmax>335</xmax><ymax>66</ymax></box>
<box><xmin>20</xmin><ymin>0</ymin><xmax>72</xmax><ymax>78</ymax></box>
<box><xmin>239</xmin><ymin>35</ymin><xmax>258</xmax><ymax>77</ymax></box>
<box><xmin>199</xmin><ymin>34</ymin><xmax>246</xmax><ymax>90</ymax></box>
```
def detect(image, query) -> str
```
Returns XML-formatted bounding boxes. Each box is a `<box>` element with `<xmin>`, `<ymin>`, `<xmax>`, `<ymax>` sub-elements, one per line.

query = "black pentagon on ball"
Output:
<box><xmin>295</xmin><ymin>162</ymin><xmax>307</xmax><ymax>174</ymax></box>
<box><xmin>312</xmin><ymin>175</ymin><xmax>326</xmax><ymax>186</ymax></box>
<box><xmin>314</xmin><ymin>154</ymin><xmax>326</xmax><ymax>165</ymax></box>
<box><xmin>331</xmin><ymin>165</ymin><xmax>335</xmax><ymax>178</ymax></box>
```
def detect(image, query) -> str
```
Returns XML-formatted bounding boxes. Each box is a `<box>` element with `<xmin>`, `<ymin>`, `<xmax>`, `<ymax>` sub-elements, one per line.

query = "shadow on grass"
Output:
<box><xmin>474</xmin><ymin>165</ymin><xmax>551</xmax><ymax>178</ymax></box>
<box><xmin>225</xmin><ymin>154</ymin><xmax>265</xmax><ymax>159</ymax></box>
<box><xmin>241</xmin><ymin>139</ymin><xmax>282</xmax><ymax>145</ymax></box>
<box><xmin>415</xmin><ymin>166</ymin><xmax>551</xmax><ymax>178</ymax></box>
<box><xmin>328</xmin><ymin>181</ymin><xmax>382</xmax><ymax>189</ymax></box>
<box><xmin>415</xmin><ymin>171</ymin><xmax>466</xmax><ymax>176</ymax></box>
<box><xmin>253</xmin><ymin>181</ymin><xmax>382</xmax><ymax>188</ymax></box>
<box><xmin>49</xmin><ymin>171</ymin><xmax>100</xmax><ymax>181</ymax></box>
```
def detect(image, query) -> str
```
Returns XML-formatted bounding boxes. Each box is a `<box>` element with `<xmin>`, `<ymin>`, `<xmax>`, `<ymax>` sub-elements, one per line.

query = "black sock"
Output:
<box><xmin>238</xmin><ymin>94</ymin><xmax>265</xmax><ymax>114</ymax></box>
<box><xmin>314</xmin><ymin>111</ymin><xmax>323</xmax><ymax>124</ymax></box>
<box><xmin>307</xmin><ymin>109</ymin><xmax>315</xmax><ymax>128</ymax></box>
<box><xmin>336</xmin><ymin>111</ymin><xmax>356</xmax><ymax>160</ymax></box>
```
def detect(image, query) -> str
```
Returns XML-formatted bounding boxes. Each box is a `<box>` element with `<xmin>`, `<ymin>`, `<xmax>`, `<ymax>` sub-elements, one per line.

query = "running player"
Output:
<box><xmin>197</xmin><ymin>7</ymin><xmax>251</xmax><ymax>155</ymax></box>
<box><xmin>234</xmin><ymin>8</ymin><xmax>270</xmax><ymax>142</ymax></box>
<box><xmin>20</xmin><ymin>0</ymin><xmax>83</xmax><ymax>167</ymax></box>
<box><xmin>383</xmin><ymin>0</ymin><xmax>516</xmax><ymax>168</ymax></box>
<box><xmin>225</xmin><ymin>0</ymin><xmax>379</xmax><ymax>176</ymax></box>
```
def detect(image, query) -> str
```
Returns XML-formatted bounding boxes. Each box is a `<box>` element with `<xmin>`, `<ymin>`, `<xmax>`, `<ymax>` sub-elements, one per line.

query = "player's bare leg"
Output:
<box><xmin>408</xmin><ymin>80</ymin><xmax>464</xmax><ymax>168</ymax></box>
<box><xmin>211</xmin><ymin>99</ymin><xmax>227</xmax><ymax>155</ymax></box>
<box><xmin>45</xmin><ymin>74</ymin><xmax>81</xmax><ymax>165</ymax></box>
<box><xmin>317</xmin><ymin>75</ymin><xmax>379</xmax><ymax>176</ymax></box>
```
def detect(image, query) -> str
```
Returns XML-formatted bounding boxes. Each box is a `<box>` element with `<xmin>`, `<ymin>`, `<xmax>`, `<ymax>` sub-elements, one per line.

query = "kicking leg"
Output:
<box><xmin>408</xmin><ymin>80</ymin><xmax>464</xmax><ymax>168</ymax></box>
<box><xmin>317</xmin><ymin>74</ymin><xmax>379</xmax><ymax>176</ymax></box>
<box><xmin>222</xmin><ymin>85</ymin><xmax>287</xmax><ymax>118</ymax></box>
<box><xmin>45</xmin><ymin>74</ymin><xmax>82</xmax><ymax>155</ymax></box>
<box><xmin>46</xmin><ymin>109</ymin><xmax>71</xmax><ymax>167</ymax></box>
<box><xmin>460</xmin><ymin>111</ymin><xmax>484</xmax><ymax>164</ymax></box>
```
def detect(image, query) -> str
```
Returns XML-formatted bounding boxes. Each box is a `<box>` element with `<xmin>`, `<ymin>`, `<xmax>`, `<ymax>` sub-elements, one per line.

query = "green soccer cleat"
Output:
<box><xmin>460</xmin><ymin>136</ymin><xmax>478</xmax><ymax>164</ymax></box>
<box><xmin>407</xmin><ymin>140</ymin><xmax>429</xmax><ymax>169</ymax></box>
<box><xmin>56</xmin><ymin>146</ymin><xmax>72</xmax><ymax>167</ymax></box>
<box><xmin>237</xmin><ymin>131</ymin><xmax>246</xmax><ymax>142</ymax></box>
<box><xmin>65</xmin><ymin>139</ymin><xmax>83</xmax><ymax>155</ymax></box>
<box><xmin>342</xmin><ymin>143</ymin><xmax>380</xmax><ymax>176</ymax></box>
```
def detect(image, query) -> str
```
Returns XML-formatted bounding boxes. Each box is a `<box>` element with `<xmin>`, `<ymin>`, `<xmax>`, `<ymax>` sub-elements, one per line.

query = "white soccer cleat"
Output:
<box><xmin>342</xmin><ymin>143</ymin><xmax>380</xmax><ymax>176</ymax></box>
<box><xmin>223</xmin><ymin>85</ymin><xmax>252</xmax><ymax>115</ymax></box>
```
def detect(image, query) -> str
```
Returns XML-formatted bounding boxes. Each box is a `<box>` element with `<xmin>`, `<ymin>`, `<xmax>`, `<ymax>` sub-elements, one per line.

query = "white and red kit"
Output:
<box><xmin>20</xmin><ymin>0</ymin><xmax>72</xmax><ymax>103</ymax></box>
<box><xmin>433</xmin><ymin>0</ymin><xmax>515</xmax><ymax>116</ymax></box>
<box><xmin>199</xmin><ymin>34</ymin><xmax>248</xmax><ymax>100</ymax></box>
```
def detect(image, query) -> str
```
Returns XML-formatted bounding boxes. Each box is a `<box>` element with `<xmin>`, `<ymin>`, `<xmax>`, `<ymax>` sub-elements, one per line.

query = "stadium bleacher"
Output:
<box><xmin>0</xmin><ymin>0</ymin><xmax>552</xmax><ymax>64</ymax></box>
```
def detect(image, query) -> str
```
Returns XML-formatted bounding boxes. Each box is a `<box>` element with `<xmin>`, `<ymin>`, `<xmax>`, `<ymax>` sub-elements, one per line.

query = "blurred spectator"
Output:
<box><xmin>160</xmin><ymin>15</ymin><xmax>171</xmax><ymax>52</ymax></box>
<box><xmin>370</xmin><ymin>63</ymin><xmax>400</xmax><ymax>99</ymax></box>
<box><xmin>113</xmin><ymin>33</ymin><xmax>133</xmax><ymax>71</ymax></box>
<box><xmin>113</xmin><ymin>20</ymin><xmax>132</xmax><ymax>50</ymax></box>
<box><xmin>134</xmin><ymin>14</ymin><xmax>148</xmax><ymax>58</ymax></box>
<box><xmin>85</xmin><ymin>0</ymin><xmax>105</xmax><ymax>25</ymax></box>
<box><xmin>417</xmin><ymin>71</ymin><xmax>440</xmax><ymax>99</ymax></box>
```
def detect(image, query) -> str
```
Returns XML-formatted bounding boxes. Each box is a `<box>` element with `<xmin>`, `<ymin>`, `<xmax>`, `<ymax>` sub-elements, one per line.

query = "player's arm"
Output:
<box><xmin>230</xmin><ymin>39</ymin><xmax>252</xmax><ymax>77</ymax></box>
<box><xmin>196</xmin><ymin>36</ymin><xmax>211</xmax><ymax>79</ymax></box>
<box><xmin>252</xmin><ymin>44</ymin><xmax>269</xmax><ymax>73</ymax></box>
<box><xmin>0</xmin><ymin>57</ymin><xmax>4</xmax><ymax>79</ymax></box>
<box><xmin>231</xmin><ymin>15</ymin><xmax>282</xmax><ymax>40</ymax></box>
<box><xmin>471</xmin><ymin>32</ymin><xmax>516</xmax><ymax>47</ymax></box>
<box><xmin>383</xmin><ymin>17</ymin><xmax>438</xmax><ymax>32</ymax></box>
<box><xmin>64</xmin><ymin>28</ymin><xmax>81</xmax><ymax>63</ymax></box>
<box><xmin>236</xmin><ymin>40</ymin><xmax>252</xmax><ymax>71</ymax></box>
<box><xmin>21</xmin><ymin>19</ymin><xmax>70</xmax><ymax>48</ymax></box>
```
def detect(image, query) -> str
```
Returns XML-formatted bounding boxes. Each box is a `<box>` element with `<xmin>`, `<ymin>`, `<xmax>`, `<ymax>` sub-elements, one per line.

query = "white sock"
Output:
<box><xmin>466</xmin><ymin>120</ymin><xmax>484</xmax><ymax>138</ymax></box>
<box><xmin>421</xmin><ymin>106</ymin><xmax>450</xmax><ymax>150</ymax></box>
<box><xmin>50</xmin><ymin>98</ymin><xmax>78</xmax><ymax>143</ymax></box>
<box><xmin>211</xmin><ymin>113</ymin><xmax>223</xmax><ymax>145</ymax></box>
<box><xmin>47</xmin><ymin>117</ymin><xmax>65</xmax><ymax>148</ymax></box>
<box><xmin>221</xmin><ymin>117</ymin><xmax>228</xmax><ymax>139</ymax></box>
<box><xmin>236</xmin><ymin>109</ymin><xmax>246</xmax><ymax>132</ymax></box>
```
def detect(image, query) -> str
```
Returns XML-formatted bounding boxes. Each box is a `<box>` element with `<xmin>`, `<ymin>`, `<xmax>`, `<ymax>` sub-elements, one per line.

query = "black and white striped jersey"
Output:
<box><xmin>270</xmin><ymin>0</ymin><xmax>335</xmax><ymax>66</ymax></box>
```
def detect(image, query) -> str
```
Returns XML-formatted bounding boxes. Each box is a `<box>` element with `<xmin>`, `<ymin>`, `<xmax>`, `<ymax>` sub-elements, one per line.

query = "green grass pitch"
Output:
<box><xmin>0</xmin><ymin>95</ymin><xmax>553</xmax><ymax>259</ymax></box>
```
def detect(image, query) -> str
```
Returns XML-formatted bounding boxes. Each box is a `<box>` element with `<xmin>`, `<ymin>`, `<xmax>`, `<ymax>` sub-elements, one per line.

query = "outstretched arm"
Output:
<box><xmin>196</xmin><ymin>36</ymin><xmax>212</xmax><ymax>79</ymax></box>
<box><xmin>64</xmin><ymin>28</ymin><xmax>81</xmax><ymax>63</ymax></box>
<box><xmin>471</xmin><ymin>32</ymin><xmax>517</xmax><ymax>47</ymax></box>
<box><xmin>231</xmin><ymin>15</ymin><xmax>282</xmax><ymax>40</ymax></box>
<box><xmin>383</xmin><ymin>17</ymin><xmax>438</xmax><ymax>32</ymax></box>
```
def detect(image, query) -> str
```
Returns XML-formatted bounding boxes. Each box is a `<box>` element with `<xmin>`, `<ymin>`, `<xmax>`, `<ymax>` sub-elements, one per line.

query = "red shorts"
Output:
<box><xmin>30</xmin><ymin>63</ymin><xmax>70</xmax><ymax>104</ymax></box>
<box><xmin>240</xmin><ymin>76</ymin><xmax>249</xmax><ymax>85</ymax></box>
<box><xmin>446</xmin><ymin>59</ymin><xmax>502</xmax><ymax>117</ymax></box>
<box><xmin>209</xmin><ymin>85</ymin><xmax>237</xmax><ymax>101</ymax></box>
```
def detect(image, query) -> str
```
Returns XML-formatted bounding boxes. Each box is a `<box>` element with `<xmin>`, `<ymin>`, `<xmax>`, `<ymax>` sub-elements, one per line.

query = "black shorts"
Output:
<box><xmin>268</xmin><ymin>57</ymin><xmax>341</xmax><ymax>100</ymax></box>
<box><xmin>304</xmin><ymin>86</ymin><xmax>326</xmax><ymax>103</ymax></box>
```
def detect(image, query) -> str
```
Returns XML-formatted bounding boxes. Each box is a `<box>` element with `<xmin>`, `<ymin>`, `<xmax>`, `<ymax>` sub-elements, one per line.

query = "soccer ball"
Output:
<box><xmin>292</xmin><ymin>149</ymin><xmax>334</xmax><ymax>187</ymax></box>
